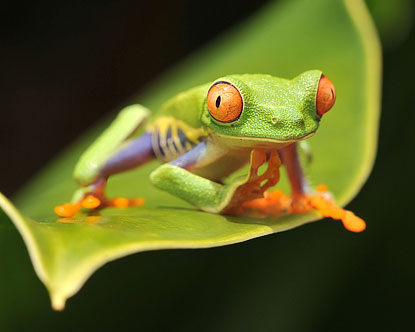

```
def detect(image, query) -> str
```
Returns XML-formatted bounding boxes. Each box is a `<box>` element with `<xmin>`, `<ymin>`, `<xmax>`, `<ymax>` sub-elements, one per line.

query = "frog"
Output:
<box><xmin>55</xmin><ymin>70</ymin><xmax>366</xmax><ymax>232</ymax></box>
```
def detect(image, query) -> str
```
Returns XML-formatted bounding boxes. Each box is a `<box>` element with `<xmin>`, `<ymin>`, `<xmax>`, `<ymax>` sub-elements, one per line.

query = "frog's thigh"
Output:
<box><xmin>150</xmin><ymin>142</ymin><xmax>228</xmax><ymax>212</ymax></box>
<box><xmin>74</xmin><ymin>104</ymin><xmax>151</xmax><ymax>186</ymax></box>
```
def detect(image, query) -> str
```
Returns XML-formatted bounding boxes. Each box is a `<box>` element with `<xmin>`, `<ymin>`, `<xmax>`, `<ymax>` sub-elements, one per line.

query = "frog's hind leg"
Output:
<box><xmin>73</xmin><ymin>104</ymin><xmax>152</xmax><ymax>186</ymax></box>
<box><xmin>243</xmin><ymin>143</ymin><xmax>366</xmax><ymax>232</ymax></box>
<box><xmin>55</xmin><ymin>105</ymin><xmax>153</xmax><ymax>217</ymax></box>
<box><xmin>98</xmin><ymin>132</ymin><xmax>154</xmax><ymax>179</ymax></box>
<box><xmin>85</xmin><ymin>131</ymin><xmax>154</xmax><ymax>209</ymax></box>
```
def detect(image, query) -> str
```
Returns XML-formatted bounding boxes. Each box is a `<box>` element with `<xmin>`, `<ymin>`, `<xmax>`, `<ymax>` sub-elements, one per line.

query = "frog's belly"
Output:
<box><xmin>191</xmin><ymin>151</ymin><xmax>251</xmax><ymax>182</ymax></box>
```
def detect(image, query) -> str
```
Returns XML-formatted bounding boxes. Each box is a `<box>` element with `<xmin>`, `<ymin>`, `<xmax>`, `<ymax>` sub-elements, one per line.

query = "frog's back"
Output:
<box><xmin>147</xmin><ymin>83</ymin><xmax>210</xmax><ymax>162</ymax></box>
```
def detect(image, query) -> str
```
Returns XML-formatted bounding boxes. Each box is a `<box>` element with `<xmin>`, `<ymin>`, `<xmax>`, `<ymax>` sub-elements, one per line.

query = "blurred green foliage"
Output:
<box><xmin>366</xmin><ymin>0</ymin><xmax>413</xmax><ymax>48</ymax></box>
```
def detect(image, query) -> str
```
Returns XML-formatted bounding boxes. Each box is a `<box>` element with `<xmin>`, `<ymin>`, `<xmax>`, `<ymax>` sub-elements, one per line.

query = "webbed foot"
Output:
<box><xmin>54</xmin><ymin>179</ymin><xmax>145</xmax><ymax>217</ymax></box>
<box><xmin>242</xmin><ymin>185</ymin><xmax>366</xmax><ymax>232</ymax></box>
<box><xmin>221</xmin><ymin>148</ymin><xmax>281</xmax><ymax>214</ymax></box>
<box><xmin>54</xmin><ymin>196</ymin><xmax>145</xmax><ymax>218</ymax></box>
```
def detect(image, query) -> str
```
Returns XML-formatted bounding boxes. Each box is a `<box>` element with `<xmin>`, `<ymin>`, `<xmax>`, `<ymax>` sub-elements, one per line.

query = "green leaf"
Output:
<box><xmin>0</xmin><ymin>0</ymin><xmax>381</xmax><ymax>310</ymax></box>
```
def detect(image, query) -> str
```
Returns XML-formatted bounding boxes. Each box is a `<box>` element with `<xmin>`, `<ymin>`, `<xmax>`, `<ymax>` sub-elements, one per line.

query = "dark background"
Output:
<box><xmin>1</xmin><ymin>0</ymin><xmax>270</xmax><ymax>196</ymax></box>
<box><xmin>1</xmin><ymin>0</ymin><xmax>414</xmax><ymax>331</ymax></box>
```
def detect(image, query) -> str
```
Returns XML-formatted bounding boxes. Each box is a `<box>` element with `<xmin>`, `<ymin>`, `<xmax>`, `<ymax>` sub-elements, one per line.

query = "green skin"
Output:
<box><xmin>71</xmin><ymin>70</ymin><xmax>323</xmax><ymax>213</ymax></box>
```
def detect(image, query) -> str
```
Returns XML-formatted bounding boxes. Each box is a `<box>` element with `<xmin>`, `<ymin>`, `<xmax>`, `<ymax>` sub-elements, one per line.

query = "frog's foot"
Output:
<box><xmin>306</xmin><ymin>189</ymin><xmax>366</xmax><ymax>233</ymax></box>
<box><xmin>242</xmin><ymin>185</ymin><xmax>366</xmax><ymax>233</ymax></box>
<box><xmin>242</xmin><ymin>189</ymin><xmax>292</xmax><ymax>217</ymax></box>
<box><xmin>54</xmin><ymin>195</ymin><xmax>145</xmax><ymax>218</ymax></box>
<box><xmin>221</xmin><ymin>148</ymin><xmax>281</xmax><ymax>214</ymax></box>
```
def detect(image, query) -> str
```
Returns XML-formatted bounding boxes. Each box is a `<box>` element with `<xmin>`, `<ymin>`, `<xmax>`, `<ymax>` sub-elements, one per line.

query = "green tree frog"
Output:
<box><xmin>55</xmin><ymin>70</ymin><xmax>366</xmax><ymax>232</ymax></box>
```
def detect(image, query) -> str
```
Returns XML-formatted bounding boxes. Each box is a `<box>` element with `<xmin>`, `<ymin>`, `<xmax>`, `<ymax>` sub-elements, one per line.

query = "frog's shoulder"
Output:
<box><xmin>147</xmin><ymin>83</ymin><xmax>210</xmax><ymax>162</ymax></box>
<box><xmin>151</xmin><ymin>83</ymin><xmax>210</xmax><ymax>128</ymax></box>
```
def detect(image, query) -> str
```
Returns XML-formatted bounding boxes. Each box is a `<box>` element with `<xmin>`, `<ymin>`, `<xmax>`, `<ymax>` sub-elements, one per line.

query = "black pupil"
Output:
<box><xmin>216</xmin><ymin>96</ymin><xmax>221</xmax><ymax>108</ymax></box>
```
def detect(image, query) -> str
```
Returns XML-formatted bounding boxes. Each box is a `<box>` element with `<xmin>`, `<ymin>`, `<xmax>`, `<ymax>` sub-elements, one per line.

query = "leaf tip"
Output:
<box><xmin>51</xmin><ymin>294</ymin><xmax>67</xmax><ymax>311</ymax></box>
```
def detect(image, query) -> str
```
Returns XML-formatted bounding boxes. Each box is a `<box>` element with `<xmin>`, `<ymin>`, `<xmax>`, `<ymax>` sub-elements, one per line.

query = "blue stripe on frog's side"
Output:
<box><xmin>151</xmin><ymin>117</ymin><xmax>207</xmax><ymax>162</ymax></box>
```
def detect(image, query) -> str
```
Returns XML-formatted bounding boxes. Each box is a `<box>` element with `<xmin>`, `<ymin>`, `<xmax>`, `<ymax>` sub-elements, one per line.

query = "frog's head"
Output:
<box><xmin>201</xmin><ymin>70</ymin><xmax>336</xmax><ymax>145</ymax></box>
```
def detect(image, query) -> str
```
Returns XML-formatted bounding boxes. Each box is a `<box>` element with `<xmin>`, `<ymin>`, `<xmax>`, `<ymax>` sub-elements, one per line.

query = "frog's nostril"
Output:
<box><xmin>271</xmin><ymin>117</ymin><xmax>278</xmax><ymax>124</ymax></box>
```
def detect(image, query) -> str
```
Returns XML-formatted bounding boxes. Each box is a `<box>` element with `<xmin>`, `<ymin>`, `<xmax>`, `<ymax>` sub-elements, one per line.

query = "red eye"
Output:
<box><xmin>316</xmin><ymin>75</ymin><xmax>336</xmax><ymax>117</ymax></box>
<box><xmin>207</xmin><ymin>82</ymin><xmax>243</xmax><ymax>122</ymax></box>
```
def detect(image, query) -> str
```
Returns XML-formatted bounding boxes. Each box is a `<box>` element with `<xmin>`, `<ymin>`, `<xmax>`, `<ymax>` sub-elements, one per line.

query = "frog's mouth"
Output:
<box><xmin>210</xmin><ymin>131</ymin><xmax>316</xmax><ymax>149</ymax></box>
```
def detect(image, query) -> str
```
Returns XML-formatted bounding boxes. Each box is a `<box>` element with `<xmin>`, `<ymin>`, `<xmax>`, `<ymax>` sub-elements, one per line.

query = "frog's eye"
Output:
<box><xmin>207</xmin><ymin>82</ymin><xmax>243</xmax><ymax>122</ymax></box>
<box><xmin>316</xmin><ymin>74</ymin><xmax>336</xmax><ymax>117</ymax></box>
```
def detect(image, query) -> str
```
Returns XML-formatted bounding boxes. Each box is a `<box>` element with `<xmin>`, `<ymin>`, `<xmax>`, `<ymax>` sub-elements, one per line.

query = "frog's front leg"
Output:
<box><xmin>150</xmin><ymin>142</ymin><xmax>281</xmax><ymax>214</ymax></box>
<box><xmin>55</xmin><ymin>105</ymin><xmax>153</xmax><ymax>217</ymax></box>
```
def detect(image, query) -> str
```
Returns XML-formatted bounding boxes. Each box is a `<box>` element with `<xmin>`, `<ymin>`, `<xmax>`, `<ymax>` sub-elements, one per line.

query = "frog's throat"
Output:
<box><xmin>210</xmin><ymin>131</ymin><xmax>315</xmax><ymax>149</ymax></box>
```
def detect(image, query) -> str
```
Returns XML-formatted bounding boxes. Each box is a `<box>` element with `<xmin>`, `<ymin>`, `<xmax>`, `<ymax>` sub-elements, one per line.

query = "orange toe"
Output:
<box><xmin>111</xmin><ymin>197</ymin><xmax>129</xmax><ymax>208</ymax></box>
<box><xmin>308</xmin><ymin>194</ymin><xmax>366</xmax><ymax>233</ymax></box>
<box><xmin>316</xmin><ymin>184</ymin><xmax>329</xmax><ymax>192</ymax></box>
<box><xmin>130</xmin><ymin>197</ymin><xmax>145</xmax><ymax>207</ymax></box>
<box><xmin>342</xmin><ymin>211</ymin><xmax>366</xmax><ymax>233</ymax></box>
<box><xmin>82</xmin><ymin>195</ymin><xmax>101</xmax><ymax>209</ymax></box>
<box><xmin>54</xmin><ymin>202</ymin><xmax>81</xmax><ymax>217</ymax></box>
<box><xmin>109</xmin><ymin>197</ymin><xmax>145</xmax><ymax>208</ymax></box>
